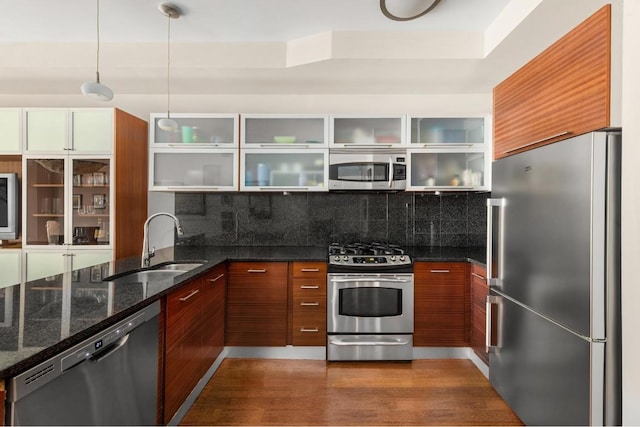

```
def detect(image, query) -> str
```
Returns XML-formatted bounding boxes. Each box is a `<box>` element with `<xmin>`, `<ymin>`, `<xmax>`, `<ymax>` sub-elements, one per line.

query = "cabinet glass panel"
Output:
<box><xmin>243</xmin><ymin>152</ymin><xmax>325</xmax><ymax>189</ymax></box>
<box><xmin>410</xmin><ymin>118</ymin><xmax>485</xmax><ymax>145</ymax></box>
<box><xmin>25</xmin><ymin>158</ymin><xmax>66</xmax><ymax>246</ymax></box>
<box><xmin>152</xmin><ymin>151</ymin><xmax>236</xmax><ymax>190</ymax></box>
<box><xmin>0</xmin><ymin>251</ymin><xmax>21</xmax><ymax>287</ymax></box>
<box><xmin>410</xmin><ymin>152</ymin><xmax>485</xmax><ymax>188</ymax></box>
<box><xmin>25</xmin><ymin>252</ymin><xmax>66</xmax><ymax>281</ymax></box>
<box><xmin>25</xmin><ymin>110</ymin><xmax>68</xmax><ymax>152</ymax></box>
<box><xmin>243</xmin><ymin>117</ymin><xmax>326</xmax><ymax>146</ymax></box>
<box><xmin>332</xmin><ymin>117</ymin><xmax>403</xmax><ymax>146</ymax></box>
<box><xmin>0</xmin><ymin>109</ymin><xmax>22</xmax><ymax>153</ymax></box>
<box><xmin>72</xmin><ymin>110</ymin><xmax>113</xmax><ymax>152</ymax></box>
<box><xmin>152</xmin><ymin>116</ymin><xmax>236</xmax><ymax>146</ymax></box>
<box><xmin>24</xmin><ymin>275</ymin><xmax>64</xmax><ymax>347</ymax></box>
<box><xmin>71</xmin><ymin>159</ymin><xmax>111</xmax><ymax>246</ymax></box>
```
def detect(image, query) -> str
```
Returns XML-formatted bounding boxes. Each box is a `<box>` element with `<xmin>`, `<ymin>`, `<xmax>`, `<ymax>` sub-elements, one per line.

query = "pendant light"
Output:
<box><xmin>379</xmin><ymin>0</ymin><xmax>442</xmax><ymax>21</ymax></box>
<box><xmin>157</xmin><ymin>3</ymin><xmax>181</xmax><ymax>132</ymax></box>
<box><xmin>81</xmin><ymin>0</ymin><xmax>114</xmax><ymax>101</ymax></box>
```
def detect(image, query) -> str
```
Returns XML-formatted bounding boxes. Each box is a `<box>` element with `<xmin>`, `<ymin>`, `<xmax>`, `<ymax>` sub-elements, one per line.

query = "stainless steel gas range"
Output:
<box><xmin>327</xmin><ymin>243</ymin><xmax>414</xmax><ymax>361</ymax></box>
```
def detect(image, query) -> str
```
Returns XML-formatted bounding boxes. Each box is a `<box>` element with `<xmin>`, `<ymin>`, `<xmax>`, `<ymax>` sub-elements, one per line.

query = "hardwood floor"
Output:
<box><xmin>180</xmin><ymin>359</ymin><xmax>523</xmax><ymax>426</ymax></box>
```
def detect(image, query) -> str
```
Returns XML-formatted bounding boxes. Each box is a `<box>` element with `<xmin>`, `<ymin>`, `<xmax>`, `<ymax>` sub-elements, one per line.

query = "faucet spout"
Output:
<box><xmin>141</xmin><ymin>212</ymin><xmax>184</xmax><ymax>268</ymax></box>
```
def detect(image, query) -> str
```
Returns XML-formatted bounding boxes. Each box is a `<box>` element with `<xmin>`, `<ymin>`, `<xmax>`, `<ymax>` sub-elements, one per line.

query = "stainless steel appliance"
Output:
<box><xmin>327</xmin><ymin>243</ymin><xmax>414</xmax><ymax>361</ymax></box>
<box><xmin>328</xmin><ymin>150</ymin><xmax>407</xmax><ymax>191</ymax></box>
<box><xmin>486</xmin><ymin>131</ymin><xmax>621</xmax><ymax>426</ymax></box>
<box><xmin>0</xmin><ymin>172</ymin><xmax>19</xmax><ymax>240</ymax></box>
<box><xmin>7</xmin><ymin>301</ymin><xmax>161</xmax><ymax>426</ymax></box>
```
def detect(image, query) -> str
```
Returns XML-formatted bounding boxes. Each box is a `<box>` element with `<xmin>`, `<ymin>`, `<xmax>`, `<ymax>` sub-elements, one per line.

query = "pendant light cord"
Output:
<box><xmin>379</xmin><ymin>0</ymin><xmax>442</xmax><ymax>21</ymax></box>
<box><xmin>166</xmin><ymin>13</ymin><xmax>172</xmax><ymax>120</ymax></box>
<box><xmin>95</xmin><ymin>0</ymin><xmax>101</xmax><ymax>83</ymax></box>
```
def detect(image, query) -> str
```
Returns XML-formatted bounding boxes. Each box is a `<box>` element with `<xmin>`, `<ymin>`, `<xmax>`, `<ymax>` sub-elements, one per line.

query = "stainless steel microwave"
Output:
<box><xmin>0</xmin><ymin>173</ymin><xmax>20</xmax><ymax>240</ymax></box>
<box><xmin>328</xmin><ymin>150</ymin><xmax>407</xmax><ymax>191</ymax></box>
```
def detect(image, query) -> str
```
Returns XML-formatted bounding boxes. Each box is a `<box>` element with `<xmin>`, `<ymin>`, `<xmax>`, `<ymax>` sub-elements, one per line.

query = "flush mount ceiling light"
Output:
<box><xmin>379</xmin><ymin>0</ymin><xmax>442</xmax><ymax>21</ymax></box>
<box><xmin>157</xmin><ymin>3</ymin><xmax>181</xmax><ymax>132</ymax></box>
<box><xmin>81</xmin><ymin>0</ymin><xmax>114</xmax><ymax>101</ymax></box>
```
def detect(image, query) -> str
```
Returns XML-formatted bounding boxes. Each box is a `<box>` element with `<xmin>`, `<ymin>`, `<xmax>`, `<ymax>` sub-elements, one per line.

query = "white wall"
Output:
<box><xmin>620</xmin><ymin>0</ymin><xmax>640</xmax><ymax>423</ymax></box>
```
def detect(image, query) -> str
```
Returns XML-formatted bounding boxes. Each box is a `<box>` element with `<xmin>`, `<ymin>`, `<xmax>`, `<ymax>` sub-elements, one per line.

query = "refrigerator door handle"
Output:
<box><xmin>486</xmin><ymin>294</ymin><xmax>501</xmax><ymax>352</ymax></box>
<box><xmin>486</xmin><ymin>198</ymin><xmax>505</xmax><ymax>288</ymax></box>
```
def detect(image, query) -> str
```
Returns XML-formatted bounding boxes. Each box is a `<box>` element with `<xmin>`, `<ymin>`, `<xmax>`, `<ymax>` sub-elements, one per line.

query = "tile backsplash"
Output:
<box><xmin>175</xmin><ymin>192</ymin><xmax>489</xmax><ymax>247</ymax></box>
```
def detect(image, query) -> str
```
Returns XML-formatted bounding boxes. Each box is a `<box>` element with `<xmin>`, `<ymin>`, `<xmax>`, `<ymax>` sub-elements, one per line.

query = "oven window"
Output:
<box><xmin>339</xmin><ymin>287</ymin><xmax>402</xmax><ymax>317</ymax></box>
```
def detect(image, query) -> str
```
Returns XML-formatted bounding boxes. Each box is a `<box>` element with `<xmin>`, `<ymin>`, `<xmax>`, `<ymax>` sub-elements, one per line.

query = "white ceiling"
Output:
<box><xmin>0</xmin><ymin>0</ymin><xmax>612</xmax><ymax>99</ymax></box>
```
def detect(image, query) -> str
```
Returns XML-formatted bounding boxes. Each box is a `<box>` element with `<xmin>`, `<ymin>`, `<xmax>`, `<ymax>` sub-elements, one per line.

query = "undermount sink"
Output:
<box><xmin>106</xmin><ymin>269</ymin><xmax>187</xmax><ymax>283</ymax></box>
<box><xmin>103</xmin><ymin>261</ymin><xmax>205</xmax><ymax>283</ymax></box>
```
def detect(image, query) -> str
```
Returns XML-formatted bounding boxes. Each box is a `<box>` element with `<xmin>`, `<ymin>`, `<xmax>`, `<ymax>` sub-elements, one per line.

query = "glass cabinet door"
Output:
<box><xmin>409</xmin><ymin>117</ymin><xmax>486</xmax><ymax>146</ymax></box>
<box><xmin>241</xmin><ymin>115</ymin><xmax>328</xmax><ymax>148</ymax></box>
<box><xmin>25</xmin><ymin>158</ymin><xmax>66</xmax><ymax>245</ymax></box>
<box><xmin>151</xmin><ymin>114</ymin><xmax>238</xmax><ymax>147</ymax></box>
<box><xmin>242</xmin><ymin>150</ymin><xmax>327</xmax><ymax>191</ymax></box>
<box><xmin>71</xmin><ymin>158</ymin><xmax>111</xmax><ymax>246</ymax></box>
<box><xmin>331</xmin><ymin>116</ymin><xmax>405</xmax><ymax>147</ymax></box>
<box><xmin>408</xmin><ymin>151</ymin><xmax>487</xmax><ymax>190</ymax></box>
<box><xmin>151</xmin><ymin>150</ymin><xmax>238</xmax><ymax>191</ymax></box>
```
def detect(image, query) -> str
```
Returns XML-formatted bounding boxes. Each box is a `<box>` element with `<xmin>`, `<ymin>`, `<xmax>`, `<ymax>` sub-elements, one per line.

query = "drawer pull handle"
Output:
<box><xmin>300</xmin><ymin>285</ymin><xmax>320</xmax><ymax>289</ymax></box>
<box><xmin>179</xmin><ymin>289</ymin><xmax>200</xmax><ymax>302</ymax></box>
<box><xmin>209</xmin><ymin>273</ymin><xmax>225</xmax><ymax>283</ymax></box>
<box><xmin>300</xmin><ymin>268</ymin><xmax>320</xmax><ymax>272</ymax></box>
<box><xmin>503</xmin><ymin>131</ymin><xmax>571</xmax><ymax>154</ymax></box>
<box><xmin>471</xmin><ymin>272</ymin><xmax>485</xmax><ymax>280</ymax></box>
<box><xmin>300</xmin><ymin>328</ymin><xmax>319</xmax><ymax>333</ymax></box>
<box><xmin>247</xmin><ymin>269</ymin><xmax>267</xmax><ymax>273</ymax></box>
<box><xmin>300</xmin><ymin>302</ymin><xmax>320</xmax><ymax>306</ymax></box>
<box><xmin>430</xmin><ymin>269</ymin><xmax>450</xmax><ymax>273</ymax></box>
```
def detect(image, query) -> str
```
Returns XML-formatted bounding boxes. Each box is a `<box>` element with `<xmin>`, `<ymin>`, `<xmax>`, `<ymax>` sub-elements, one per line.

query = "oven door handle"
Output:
<box><xmin>329</xmin><ymin>277</ymin><xmax>411</xmax><ymax>283</ymax></box>
<box><xmin>328</xmin><ymin>338</ymin><xmax>411</xmax><ymax>346</ymax></box>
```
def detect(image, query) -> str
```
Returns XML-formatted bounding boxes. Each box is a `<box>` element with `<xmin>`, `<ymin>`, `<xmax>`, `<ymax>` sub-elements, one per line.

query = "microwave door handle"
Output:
<box><xmin>388</xmin><ymin>157</ymin><xmax>393</xmax><ymax>188</ymax></box>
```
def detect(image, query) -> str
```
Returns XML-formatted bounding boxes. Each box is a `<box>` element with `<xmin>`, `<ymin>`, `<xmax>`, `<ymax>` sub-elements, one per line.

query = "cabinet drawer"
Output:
<box><xmin>415</xmin><ymin>262</ymin><xmax>466</xmax><ymax>282</ymax></box>
<box><xmin>228</xmin><ymin>261</ymin><xmax>288</xmax><ymax>279</ymax></box>
<box><xmin>291</xmin><ymin>261</ymin><xmax>327</xmax><ymax>278</ymax></box>
<box><xmin>292</xmin><ymin>278</ymin><xmax>326</xmax><ymax>298</ymax></box>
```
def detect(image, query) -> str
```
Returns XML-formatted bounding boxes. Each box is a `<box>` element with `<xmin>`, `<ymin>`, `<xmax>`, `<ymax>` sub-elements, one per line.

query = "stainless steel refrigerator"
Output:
<box><xmin>486</xmin><ymin>130</ymin><xmax>621</xmax><ymax>426</ymax></box>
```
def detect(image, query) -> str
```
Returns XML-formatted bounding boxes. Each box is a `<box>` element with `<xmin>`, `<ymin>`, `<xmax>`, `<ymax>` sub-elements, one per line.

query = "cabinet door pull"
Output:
<box><xmin>300</xmin><ymin>268</ymin><xmax>320</xmax><ymax>272</ymax></box>
<box><xmin>503</xmin><ymin>131</ymin><xmax>571</xmax><ymax>154</ymax></box>
<box><xmin>209</xmin><ymin>273</ymin><xmax>225</xmax><ymax>283</ymax></box>
<box><xmin>179</xmin><ymin>289</ymin><xmax>200</xmax><ymax>302</ymax></box>
<box><xmin>300</xmin><ymin>327</ymin><xmax>319</xmax><ymax>333</ymax></box>
<box><xmin>247</xmin><ymin>269</ymin><xmax>267</xmax><ymax>273</ymax></box>
<box><xmin>300</xmin><ymin>302</ymin><xmax>320</xmax><ymax>306</ymax></box>
<box><xmin>300</xmin><ymin>285</ymin><xmax>320</xmax><ymax>289</ymax></box>
<box><xmin>430</xmin><ymin>269</ymin><xmax>450</xmax><ymax>273</ymax></box>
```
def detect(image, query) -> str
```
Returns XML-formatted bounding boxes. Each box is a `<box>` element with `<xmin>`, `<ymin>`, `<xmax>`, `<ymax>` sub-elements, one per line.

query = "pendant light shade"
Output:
<box><xmin>81</xmin><ymin>0</ymin><xmax>113</xmax><ymax>101</ymax></box>
<box><xmin>158</xmin><ymin>3</ymin><xmax>181</xmax><ymax>131</ymax></box>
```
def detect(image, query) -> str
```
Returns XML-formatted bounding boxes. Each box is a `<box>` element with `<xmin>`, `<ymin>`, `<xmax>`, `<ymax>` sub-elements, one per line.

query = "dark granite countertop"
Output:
<box><xmin>0</xmin><ymin>245</ymin><xmax>485</xmax><ymax>379</ymax></box>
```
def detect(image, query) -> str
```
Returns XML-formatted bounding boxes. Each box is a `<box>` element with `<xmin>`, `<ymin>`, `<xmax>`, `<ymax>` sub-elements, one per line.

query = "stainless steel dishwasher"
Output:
<box><xmin>6</xmin><ymin>301</ymin><xmax>160</xmax><ymax>426</ymax></box>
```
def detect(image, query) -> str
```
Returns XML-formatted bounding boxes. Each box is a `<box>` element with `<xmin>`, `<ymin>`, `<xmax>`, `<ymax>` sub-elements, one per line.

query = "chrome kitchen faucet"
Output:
<box><xmin>141</xmin><ymin>212</ymin><xmax>184</xmax><ymax>267</ymax></box>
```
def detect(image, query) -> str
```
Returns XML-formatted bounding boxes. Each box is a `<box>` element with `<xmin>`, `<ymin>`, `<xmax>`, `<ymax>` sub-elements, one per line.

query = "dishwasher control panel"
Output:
<box><xmin>60</xmin><ymin>312</ymin><xmax>145</xmax><ymax>372</ymax></box>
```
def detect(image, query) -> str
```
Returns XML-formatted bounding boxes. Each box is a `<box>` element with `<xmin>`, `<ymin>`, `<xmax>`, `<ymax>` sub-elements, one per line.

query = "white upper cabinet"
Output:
<box><xmin>241</xmin><ymin>114</ymin><xmax>329</xmax><ymax>148</ymax></box>
<box><xmin>24</xmin><ymin>108</ymin><xmax>113</xmax><ymax>154</ymax></box>
<box><xmin>408</xmin><ymin>117</ymin><xmax>487</xmax><ymax>147</ymax></box>
<box><xmin>330</xmin><ymin>115</ymin><xmax>406</xmax><ymax>148</ymax></box>
<box><xmin>0</xmin><ymin>108</ymin><xmax>23</xmax><ymax>154</ymax></box>
<box><xmin>150</xmin><ymin>113</ymin><xmax>238</xmax><ymax>147</ymax></box>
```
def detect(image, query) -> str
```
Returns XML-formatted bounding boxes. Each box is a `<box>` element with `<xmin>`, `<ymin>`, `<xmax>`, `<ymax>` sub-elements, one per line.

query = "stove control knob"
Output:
<box><xmin>399</xmin><ymin>255</ymin><xmax>406</xmax><ymax>262</ymax></box>
<box><xmin>342</xmin><ymin>255</ymin><xmax>349</xmax><ymax>262</ymax></box>
<box><xmin>334</xmin><ymin>256</ymin><xmax>340</xmax><ymax>262</ymax></box>
<box><xmin>390</xmin><ymin>255</ymin><xmax>396</xmax><ymax>262</ymax></box>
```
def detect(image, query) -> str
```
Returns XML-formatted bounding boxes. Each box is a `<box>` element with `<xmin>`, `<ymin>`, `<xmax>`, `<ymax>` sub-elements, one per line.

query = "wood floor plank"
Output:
<box><xmin>180</xmin><ymin>358</ymin><xmax>523</xmax><ymax>426</ymax></box>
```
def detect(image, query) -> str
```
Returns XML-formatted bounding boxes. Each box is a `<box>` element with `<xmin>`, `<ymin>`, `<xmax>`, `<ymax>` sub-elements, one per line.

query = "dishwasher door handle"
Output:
<box><xmin>89</xmin><ymin>334</ymin><xmax>130</xmax><ymax>364</ymax></box>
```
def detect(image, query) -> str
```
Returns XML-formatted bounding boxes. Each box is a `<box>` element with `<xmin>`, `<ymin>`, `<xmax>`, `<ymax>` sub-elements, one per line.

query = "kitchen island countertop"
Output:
<box><xmin>0</xmin><ymin>245</ymin><xmax>485</xmax><ymax>379</ymax></box>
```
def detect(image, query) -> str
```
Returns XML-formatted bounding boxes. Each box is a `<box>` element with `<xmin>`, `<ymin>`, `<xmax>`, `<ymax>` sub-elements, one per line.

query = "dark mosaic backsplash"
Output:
<box><xmin>174</xmin><ymin>192</ymin><xmax>489</xmax><ymax>247</ymax></box>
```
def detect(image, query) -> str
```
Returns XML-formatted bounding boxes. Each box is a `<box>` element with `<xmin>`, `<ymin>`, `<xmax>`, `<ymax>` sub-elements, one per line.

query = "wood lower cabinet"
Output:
<box><xmin>414</xmin><ymin>262</ymin><xmax>469</xmax><ymax>346</ymax></box>
<box><xmin>493</xmin><ymin>5</ymin><xmax>611</xmax><ymax>159</ymax></box>
<box><xmin>226</xmin><ymin>262</ymin><xmax>288</xmax><ymax>346</ymax></box>
<box><xmin>201</xmin><ymin>264</ymin><xmax>226</xmax><ymax>368</ymax></box>
<box><xmin>291</xmin><ymin>262</ymin><xmax>327</xmax><ymax>346</ymax></box>
<box><xmin>470</xmin><ymin>264</ymin><xmax>489</xmax><ymax>365</ymax></box>
<box><xmin>163</xmin><ymin>277</ymin><xmax>204</xmax><ymax>422</ymax></box>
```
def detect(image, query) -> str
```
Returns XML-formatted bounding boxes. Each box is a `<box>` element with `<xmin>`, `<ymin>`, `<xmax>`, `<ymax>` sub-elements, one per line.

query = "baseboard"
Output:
<box><xmin>225</xmin><ymin>345</ymin><xmax>327</xmax><ymax>359</ymax></box>
<box><xmin>468</xmin><ymin>350</ymin><xmax>489</xmax><ymax>378</ymax></box>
